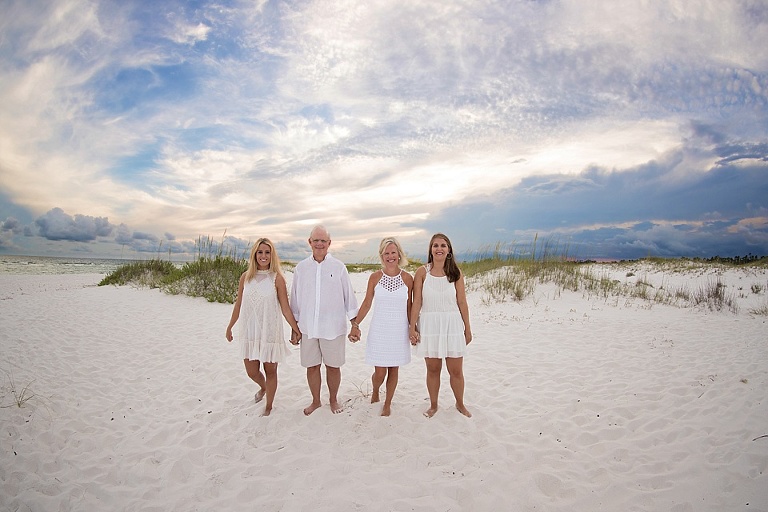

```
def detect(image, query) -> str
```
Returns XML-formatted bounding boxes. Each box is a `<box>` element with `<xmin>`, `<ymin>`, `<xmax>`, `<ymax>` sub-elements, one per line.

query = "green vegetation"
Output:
<box><xmin>463</xmin><ymin>254</ymin><xmax>744</xmax><ymax>313</ymax></box>
<box><xmin>163</xmin><ymin>256</ymin><xmax>248</xmax><ymax>303</ymax></box>
<box><xmin>99</xmin><ymin>235</ymin><xmax>250</xmax><ymax>303</ymax></box>
<box><xmin>697</xmin><ymin>254</ymin><xmax>767</xmax><ymax>265</ymax></box>
<box><xmin>457</xmin><ymin>236</ymin><xmax>758</xmax><ymax>313</ymax></box>
<box><xmin>99</xmin><ymin>255</ymin><xmax>246</xmax><ymax>303</ymax></box>
<box><xmin>98</xmin><ymin>259</ymin><xmax>177</xmax><ymax>288</ymax></box>
<box><xmin>99</xmin><ymin>234</ymin><xmax>764</xmax><ymax>312</ymax></box>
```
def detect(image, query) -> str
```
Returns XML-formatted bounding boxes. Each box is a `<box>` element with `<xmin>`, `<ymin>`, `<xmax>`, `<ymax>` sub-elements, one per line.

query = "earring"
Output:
<box><xmin>447</xmin><ymin>253</ymin><xmax>452</xmax><ymax>259</ymax></box>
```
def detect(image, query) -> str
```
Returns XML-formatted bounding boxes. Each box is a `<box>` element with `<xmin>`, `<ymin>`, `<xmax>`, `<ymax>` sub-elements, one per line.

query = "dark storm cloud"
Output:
<box><xmin>426</xmin><ymin>138</ymin><xmax>768</xmax><ymax>259</ymax></box>
<box><xmin>35</xmin><ymin>208</ymin><xmax>114</xmax><ymax>242</ymax></box>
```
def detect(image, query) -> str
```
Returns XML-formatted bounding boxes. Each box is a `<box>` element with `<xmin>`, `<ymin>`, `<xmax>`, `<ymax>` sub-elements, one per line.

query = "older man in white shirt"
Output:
<box><xmin>291</xmin><ymin>225</ymin><xmax>359</xmax><ymax>415</ymax></box>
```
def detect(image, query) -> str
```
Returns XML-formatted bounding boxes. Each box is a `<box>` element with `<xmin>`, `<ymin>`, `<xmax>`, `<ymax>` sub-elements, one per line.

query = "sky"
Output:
<box><xmin>1</xmin><ymin>0</ymin><xmax>767</xmax><ymax>264</ymax></box>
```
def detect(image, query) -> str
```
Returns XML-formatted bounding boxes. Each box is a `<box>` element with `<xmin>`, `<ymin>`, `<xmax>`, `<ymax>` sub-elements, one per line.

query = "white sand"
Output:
<box><xmin>1</xmin><ymin>265</ymin><xmax>767</xmax><ymax>511</ymax></box>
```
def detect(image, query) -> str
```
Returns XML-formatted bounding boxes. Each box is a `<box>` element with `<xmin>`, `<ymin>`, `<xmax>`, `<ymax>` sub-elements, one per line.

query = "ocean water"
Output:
<box><xmin>0</xmin><ymin>255</ymin><xmax>139</xmax><ymax>275</ymax></box>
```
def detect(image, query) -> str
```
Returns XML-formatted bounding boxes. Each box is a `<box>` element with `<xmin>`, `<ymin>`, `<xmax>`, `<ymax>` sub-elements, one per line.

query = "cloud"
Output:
<box><xmin>1</xmin><ymin>1</ymin><xmax>767</xmax><ymax>261</ymax></box>
<box><xmin>425</xmin><ymin>131</ymin><xmax>768</xmax><ymax>259</ymax></box>
<box><xmin>114</xmin><ymin>224</ymin><xmax>132</xmax><ymax>245</ymax></box>
<box><xmin>35</xmin><ymin>208</ymin><xmax>114</xmax><ymax>242</ymax></box>
<box><xmin>131</xmin><ymin>231</ymin><xmax>159</xmax><ymax>243</ymax></box>
<box><xmin>2</xmin><ymin>217</ymin><xmax>23</xmax><ymax>234</ymax></box>
<box><xmin>166</xmin><ymin>21</ymin><xmax>211</xmax><ymax>46</ymax></box>
<box><xmin>0</xmin><ymin>217</ymin><xmax>22</xmax><ymax>249</ymax></box>
<box><xmin>114</xmin><ymin>223</ymin><xmax>182</xmax><ymax>254</ymax></box>
<box><xmin>0</xmin><ymin>232</ymin><xmax>16</xmax><ymax>249</ymax></box>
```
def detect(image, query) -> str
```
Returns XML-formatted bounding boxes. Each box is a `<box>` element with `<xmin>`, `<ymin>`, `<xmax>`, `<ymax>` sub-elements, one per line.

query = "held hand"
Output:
<box><xmin>348</xmin><ymin>325</ymin><xmax>361</xmax><ymax>343</ymax></box>
<box><xmin>290</xmin><ymin>331</ymin><xmax>301</xmax><ymax>345</ymax></box>
<box><xmin>409</xmin><ymin>329</ymin><xmax>420</xmax><ymax>346</ymax></box>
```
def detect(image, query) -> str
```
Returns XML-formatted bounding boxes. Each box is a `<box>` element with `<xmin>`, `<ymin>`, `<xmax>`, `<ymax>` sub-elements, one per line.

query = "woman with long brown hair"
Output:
<box><xmin>409</xmin><ymin>233</ymin><xmax>472</xmax><ymax>418</ymax></box>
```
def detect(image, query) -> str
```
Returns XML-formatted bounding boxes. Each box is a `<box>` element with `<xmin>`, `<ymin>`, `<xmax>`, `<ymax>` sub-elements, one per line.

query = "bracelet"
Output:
<box><xmin>351</xmin><ymin>321</ymin><xmax>360</xmax><ymax>328</ymax></box>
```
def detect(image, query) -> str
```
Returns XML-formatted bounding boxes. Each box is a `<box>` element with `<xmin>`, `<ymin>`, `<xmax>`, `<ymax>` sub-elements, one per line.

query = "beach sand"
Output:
<box><xmin>1</xmin><ymin>265</ymin><xmax>767</xmax><ymax>511</ymax></box>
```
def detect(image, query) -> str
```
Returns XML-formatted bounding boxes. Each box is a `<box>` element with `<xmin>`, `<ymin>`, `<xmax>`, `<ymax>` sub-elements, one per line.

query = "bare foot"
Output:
<box><xmin>381</xmin><ymin>404</ymin><xmax>391</xmax><ymax>417</ymax></box>
<box><xmin>424</xmin><ymin>406</ymin><xmax>438</xmax><ymax>418</ymax></box>
<box><xmin>330</xmin><ymin>401</ymin><xmax>343</xmax><ymax>414</ymax></box>
<box><xmin>254</xmin><ymin>389</ymin><xmax>266</xmax><ymax>404</ymax></box>
<box><xmin>303</xmin><ymin>402</ymin><xmax>322</xmax><ymax>416</ymax></box>
<box><xmin>371</xmin><ymin>390</ymin><xmax>380</xmax><ymax>404</ymax></box>
<box><xmin>456</xmin><ymin>404</ymin><xmax>472</xmax><ymax>418</ymax></box>
<box><xmin>261</xmin><ymin>407</ymin><xmax>272</xmax><ymax>417</ymax></box>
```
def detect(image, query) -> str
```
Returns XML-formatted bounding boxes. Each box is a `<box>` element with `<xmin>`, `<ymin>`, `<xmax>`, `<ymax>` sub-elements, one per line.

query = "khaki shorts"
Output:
<box><xmin>300</xmin><ymin>335</ymin><xmax>346</xmax><ymax>368</ymax></box>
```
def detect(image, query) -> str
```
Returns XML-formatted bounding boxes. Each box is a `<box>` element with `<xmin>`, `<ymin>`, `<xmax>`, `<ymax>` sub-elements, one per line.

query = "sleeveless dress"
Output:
<box><xmin>416</xmin><ymin>266</ymin><xmax>467</xmax><ymax>359</ymax></box>
<box><xmin>237</xmin><ymin>271</ymin><xmax>289</xmax><ymax>363</ymax></box>
<box><xmin>365</xmin><ymin>271</ymin><xmax>411</xmax><ymax>367</ymax></box>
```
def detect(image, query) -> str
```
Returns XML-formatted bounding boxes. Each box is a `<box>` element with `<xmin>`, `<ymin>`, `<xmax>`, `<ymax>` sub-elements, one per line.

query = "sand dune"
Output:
<box><xmin>1</xmin><ymin>265</ymin><xmax>767</xmax><ymax>511</ymax></box>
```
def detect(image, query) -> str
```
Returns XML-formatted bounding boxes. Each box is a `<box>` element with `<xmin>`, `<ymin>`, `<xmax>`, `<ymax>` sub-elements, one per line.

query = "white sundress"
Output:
<box><xmin>365</xmin><ymin>271</ymin><xmax>411</xmax><ymax>367</ymax></box>
<box><xmin>236</xmin><ymin>271</ymin><xmax>289</xmax><ymax>363</ymax></box>
<box><xmin>415</xmin><ymin>266</ymin><xmax>467</xmax><ymax>359</ymax></box>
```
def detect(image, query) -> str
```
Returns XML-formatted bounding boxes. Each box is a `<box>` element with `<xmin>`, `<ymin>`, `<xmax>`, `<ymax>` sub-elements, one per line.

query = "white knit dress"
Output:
<box><xmin>365</xmin><ymin>272</ymin><xmax>411</xmax><ymax>367</ymax></box>
<box><xmin>236</xmin><ymin>271</ymin><xmax>289</xmax><ymax>363</ymax></box>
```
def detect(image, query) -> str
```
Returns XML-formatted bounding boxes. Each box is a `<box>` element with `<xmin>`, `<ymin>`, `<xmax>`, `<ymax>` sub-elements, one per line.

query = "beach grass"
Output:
<box><xmin>1</xmin><ymin>367</ymin><xmax>36</xmax><ymax>408</ymax></box>
<box><xmin>97</xmin><ymin>259</ymin><xmax>177</xmax><ymax>288</ymax></box>
<box><xmin>99</xmin><ymin>235</ymin><xmax>766</xmax><ymax>309</ymax></box>
<box><xmin>99</xmin><ymin>235</ymin><xmax>249</xmax><ymax>303</ymax></box>
<box><xmin>460</xmin><ymin>238</ymin><xmax>765</xmax><ymax>312</ymax></box>
<box><xmin>749</xmin><ymin>300</ymin><xmax>768</xmax><ymax>316</ymax></box>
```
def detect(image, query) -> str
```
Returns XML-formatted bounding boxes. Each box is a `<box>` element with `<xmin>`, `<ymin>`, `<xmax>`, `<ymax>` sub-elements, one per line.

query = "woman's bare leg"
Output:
<box><xmin>381</xmin><ymin>367</ymin><xmax>398</xmax><ymax>416</ymax></box>
<box><xmin>424</xmin><ymin>358</ymin><xmax>442</xmax><ymax>417</ymax></box>
<box><xmin>244</xmin><ymin>359</ymin><xmax>266</xmax><ymax>402</ymax></box>
<box><xmin>262</xmin><ymin>362</ymin><xmax>278</xmax><ymax>416</ymax></box>
<box><xmin>371</xmin><ymin>367</ymin><xmax>387</xmax><ymax>403</ymax></box>
<box><xmin>446</xmin><ymin>357</ymin><xmax>471</xmax><ymax>417</ymax></box>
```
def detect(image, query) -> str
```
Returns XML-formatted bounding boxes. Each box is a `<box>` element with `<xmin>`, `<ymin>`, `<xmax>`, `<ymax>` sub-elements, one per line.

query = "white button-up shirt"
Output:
<box><xmin>290</xmin><ymin>253</ymin><xmax>359</xmax><ymax>340</ymax></box>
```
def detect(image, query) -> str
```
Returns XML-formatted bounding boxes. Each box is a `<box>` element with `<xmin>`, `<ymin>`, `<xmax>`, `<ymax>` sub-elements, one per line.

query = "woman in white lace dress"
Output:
<box><xmin>348</xmin><ymin>237</ymin><xmax>413</xmax><ymax>416</ymax></box>
<box><xmin>226</xmin><ymin>238</ymin><xmax>301</xmax><ymax>416</ymax></box>
<box><xmin>409</xmin><ymin>233</ymin><xmax>472</xmax><ymax>418</ymax></box>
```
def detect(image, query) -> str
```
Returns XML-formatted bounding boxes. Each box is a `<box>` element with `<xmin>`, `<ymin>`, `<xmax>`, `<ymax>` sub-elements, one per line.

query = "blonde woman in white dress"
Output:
<box><xmin>226</xmin><ymin>238</ymin><xmax>301</xmax><ymax>416</ymax></box>
<box><xmin>349</xmin><ymin>237</ymin><xmax>413</xmax><ymax>416</ymax></box>
<box><xmin>409</xmin><ymin>233</ymin><xmax>472</xmax><ymax>418</ymax></box>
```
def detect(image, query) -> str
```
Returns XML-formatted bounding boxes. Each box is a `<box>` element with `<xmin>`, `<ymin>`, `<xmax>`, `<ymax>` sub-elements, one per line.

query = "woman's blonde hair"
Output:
<box><xmin>245</xmin><ymin>237</ymin><xmax>284</xmax><ymax>282</ymax></box>
<box><xmin>378</xmin><ymin>237</ymin><xmax>408</xmax><ymax>268</ymax></box>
